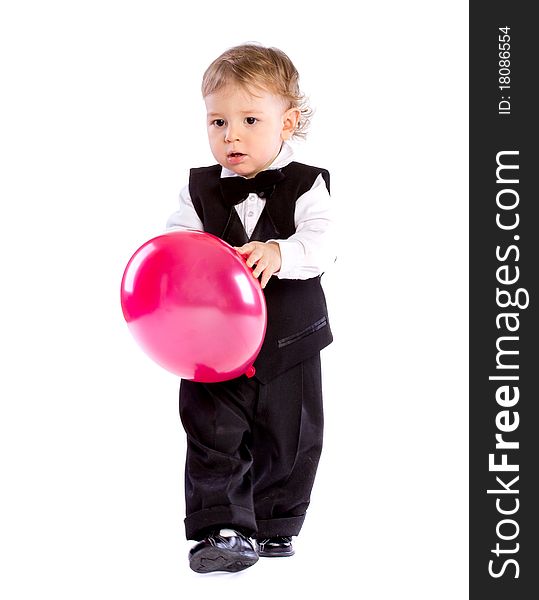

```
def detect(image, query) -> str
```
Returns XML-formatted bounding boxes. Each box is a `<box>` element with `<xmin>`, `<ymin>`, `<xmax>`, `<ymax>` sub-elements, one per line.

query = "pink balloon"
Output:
<box><xmin>120</xmin><ymin>231</ymin><xmax>267</xmax><ymax>382</ymax></box>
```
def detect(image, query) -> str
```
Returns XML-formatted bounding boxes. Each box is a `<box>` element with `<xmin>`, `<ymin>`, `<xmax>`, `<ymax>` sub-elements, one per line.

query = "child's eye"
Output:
<box><xmin>212</xmin><ymin>119</ymin><xmax>225</xmax><ymax>127</ymax></box>
<box><xmin>245</xmin><ymin>117</ymin><xmax>257</xmax><ymax>125</ymax></box>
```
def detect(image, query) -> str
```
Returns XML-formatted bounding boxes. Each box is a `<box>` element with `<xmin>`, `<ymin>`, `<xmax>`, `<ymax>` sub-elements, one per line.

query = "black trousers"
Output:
<box><xmin>178</xmin><ymin>354</ymin><xmax>324</xmax><ymax>541</ymax></box>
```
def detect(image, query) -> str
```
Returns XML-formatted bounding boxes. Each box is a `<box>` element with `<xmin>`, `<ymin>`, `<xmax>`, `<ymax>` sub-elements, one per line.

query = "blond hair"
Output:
<box><xmin>201</xmin><ymin>43</ymin><xmax>312</xmax><ymax>139</ymax></box>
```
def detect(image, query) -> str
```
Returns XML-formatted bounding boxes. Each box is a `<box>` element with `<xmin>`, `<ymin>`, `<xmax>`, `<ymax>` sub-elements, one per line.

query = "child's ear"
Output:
<box><xmin>281</xmin><ymin>108</ymin><xmax>301</xmax><ymax>140</ymax></box>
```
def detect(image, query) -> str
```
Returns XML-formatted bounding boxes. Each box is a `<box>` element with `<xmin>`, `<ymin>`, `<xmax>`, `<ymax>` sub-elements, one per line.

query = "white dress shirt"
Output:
<box><xmin>166</xmin><ymin>141</ymin><xmax>334</xmax><ymax>280</ymax></box>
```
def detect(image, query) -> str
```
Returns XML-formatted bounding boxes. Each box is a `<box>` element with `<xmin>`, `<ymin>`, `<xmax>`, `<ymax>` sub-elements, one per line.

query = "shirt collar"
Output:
<box><xmin>221</xmin><ymin>140</ymin><xmax>295</xmax><ymax>178</ymax></box>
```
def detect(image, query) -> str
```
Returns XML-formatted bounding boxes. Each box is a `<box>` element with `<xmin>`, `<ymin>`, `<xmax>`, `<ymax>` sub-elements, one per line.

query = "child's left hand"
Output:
<box><xmin>234</xmin><ymin>241</ymin><xmax>281</xmax><ymax>289</ymax></box>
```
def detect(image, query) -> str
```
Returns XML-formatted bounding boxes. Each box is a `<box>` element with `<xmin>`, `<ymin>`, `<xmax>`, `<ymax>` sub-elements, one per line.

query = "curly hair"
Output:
<box><xmin>201</xmin><ymin>43</ymin><xmax>312</xmax><ymax>139</ymax></box>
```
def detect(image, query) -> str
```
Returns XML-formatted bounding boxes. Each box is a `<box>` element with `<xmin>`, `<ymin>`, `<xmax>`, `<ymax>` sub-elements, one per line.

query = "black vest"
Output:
<box><xmin>188</xmin><ymin>161</ymin><xmax>333</xmax><ymax>383</ymax></box>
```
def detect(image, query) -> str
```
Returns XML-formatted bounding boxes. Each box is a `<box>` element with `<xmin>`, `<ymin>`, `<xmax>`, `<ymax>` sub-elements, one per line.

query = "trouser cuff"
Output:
<box><xmin>255</xmin><ymin>514</ymin><xmax>305</xmax><ymax>538</ymax></box>
<box><xmin>185</xmin><ymin>505</ymin><xmax>257</xmax><ymax>541</ymax></box>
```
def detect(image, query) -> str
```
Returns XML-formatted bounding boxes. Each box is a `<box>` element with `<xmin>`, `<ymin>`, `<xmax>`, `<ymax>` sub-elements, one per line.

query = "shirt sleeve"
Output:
<box><xmin>271</xmin><ymin>173</ymin><xmax>336</xmax><ymax>279</ymax></box>
<box><xmin>165</xmin><ymin>184</ymin><xmax>204</xmax><ymax>231</ymax></box>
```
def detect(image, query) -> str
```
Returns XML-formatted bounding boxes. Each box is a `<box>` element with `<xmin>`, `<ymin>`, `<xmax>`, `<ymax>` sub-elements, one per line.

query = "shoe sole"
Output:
<box><xmin>258</xmin><ymin>548</ymin><xmax>295</xmax><ymax>558</ymax></box>
<box><xmin>189</xmin><ymin>547</ymin><xmax>259</xmax><ymax>573</ymax></box>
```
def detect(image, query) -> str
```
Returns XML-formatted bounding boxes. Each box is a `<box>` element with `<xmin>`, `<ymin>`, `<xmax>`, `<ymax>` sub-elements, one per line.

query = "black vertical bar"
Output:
<box><xmin>470</xmin><ymin>3</ymin><xmax>538</xmax><ymax>598</ymax></box>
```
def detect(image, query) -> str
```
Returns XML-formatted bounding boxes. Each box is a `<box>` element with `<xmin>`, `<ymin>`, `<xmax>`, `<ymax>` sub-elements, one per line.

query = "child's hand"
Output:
<box><xmin>234</xmin><ymin>241</ymin><xmax>281</xmax><ymax>289</ymax></box>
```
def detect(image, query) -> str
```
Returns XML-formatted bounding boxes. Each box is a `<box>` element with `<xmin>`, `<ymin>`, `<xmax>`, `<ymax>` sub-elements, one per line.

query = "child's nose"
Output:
<box><xmin>224</xmin><ymin>124</ymin><xmax>240</xmax><ymax>142</ymax></box>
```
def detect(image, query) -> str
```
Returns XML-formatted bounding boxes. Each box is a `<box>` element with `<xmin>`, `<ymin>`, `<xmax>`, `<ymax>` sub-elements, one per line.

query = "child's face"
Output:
<box><xmin>204</xmin><ymin>83</ymin><xmax>298</xmax><ymax>178</ymax></box>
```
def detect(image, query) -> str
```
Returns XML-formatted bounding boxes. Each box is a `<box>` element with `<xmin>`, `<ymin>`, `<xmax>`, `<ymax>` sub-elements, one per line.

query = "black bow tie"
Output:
<box><xmin>219</xmin><ymin>169</ymin><xmax>285</xmax><ymax>207</ymax></box>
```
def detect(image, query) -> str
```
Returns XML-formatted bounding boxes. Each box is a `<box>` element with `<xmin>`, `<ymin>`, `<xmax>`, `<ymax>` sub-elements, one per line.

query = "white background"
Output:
<box><xmin>0</xmin><ymin>1</ymin><xmax>468</xmax><ymax>598</ymax></box>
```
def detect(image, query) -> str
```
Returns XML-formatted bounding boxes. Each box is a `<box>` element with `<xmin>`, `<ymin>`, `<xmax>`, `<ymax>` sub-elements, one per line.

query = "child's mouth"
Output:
<box><xmin>227</xmin><ymin>152</ymin><xmax>246</xmax><ymax>164</ymax></box>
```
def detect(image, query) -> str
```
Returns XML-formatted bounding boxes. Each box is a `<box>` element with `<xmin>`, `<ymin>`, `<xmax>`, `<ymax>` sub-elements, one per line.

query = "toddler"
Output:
<box><xmin>167</xmin><ymin>43</ymin><xmax>334</xmax><ymax>573</ymax></box>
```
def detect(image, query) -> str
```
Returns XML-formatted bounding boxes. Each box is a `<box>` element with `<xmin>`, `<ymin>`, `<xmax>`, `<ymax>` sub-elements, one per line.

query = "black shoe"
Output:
<box><xmin>256</xmin><ymin>536</ymin><xmax>295</xmax><ymax>558</ymax></box>
<box><xmin>188</xmin><ymin>529</ymin><xmax>259</xmax><ymax>573</ymax></box>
